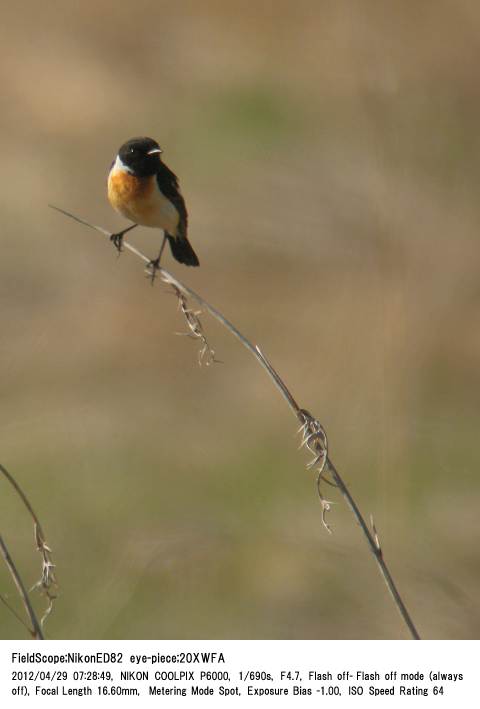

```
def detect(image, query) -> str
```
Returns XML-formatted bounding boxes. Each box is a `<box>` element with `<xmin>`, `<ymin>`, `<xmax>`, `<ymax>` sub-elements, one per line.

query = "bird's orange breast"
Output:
<box><xmin>108</xmin><ymin>167</ymin><xmax>179</xmax><ymax>233</ymax></box>
<box><xmin>108</xmin><ymin>169</ymin><xmax>150</xmax><ymax>216</ymax></box>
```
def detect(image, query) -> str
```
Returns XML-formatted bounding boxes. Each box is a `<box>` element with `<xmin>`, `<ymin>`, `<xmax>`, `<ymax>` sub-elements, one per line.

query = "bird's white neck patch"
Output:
<box><xmin>113</xmin><ymin>154</ymin><xmax>132</xmax><ymax>173</ymax></box>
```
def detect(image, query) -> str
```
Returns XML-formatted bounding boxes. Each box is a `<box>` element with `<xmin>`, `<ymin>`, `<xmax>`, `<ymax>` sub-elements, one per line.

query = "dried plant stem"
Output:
<box><xmin>1</xmin><ymin>462</ymin><xmax>56</xmax><ymax>635</ymax></box>
<box><xmin>50</xmin><ymin>205</ymin><xmax>421</xmax><ymax>640</ymax></box>
<box><xmin>0</xmin><ymin>534</ymin><xmax>43</xmax><ymax>639</ymax></box>
<box><xmin>324</xmin><ymin>464</ymin><xmax>421</xmax><ymax>641</ymax></box>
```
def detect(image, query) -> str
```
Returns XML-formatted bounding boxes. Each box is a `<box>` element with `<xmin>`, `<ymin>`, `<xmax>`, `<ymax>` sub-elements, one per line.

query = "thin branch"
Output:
<box><xmin>50</xmin><ymin>205</ymin><xmax>421</xmax><ymax>640</ymax></box>
<box><xmin>327</xmin><ymin>462</ymin><xmax>420</xmax><ymax>640</ymax></box>
<box><xmin>0</xmin><ymin>463</ymin><xmax>57</xmax><ymax>631</ymax></box>
<box><xmin>0</xmin><ymin>590</ymin><xmax>32</xmax><ymax>633</ymax></box>
<box><xmin>0</xmin><ymin>534</ymin><xmax>43</xmax><ymax>639</ymax></box>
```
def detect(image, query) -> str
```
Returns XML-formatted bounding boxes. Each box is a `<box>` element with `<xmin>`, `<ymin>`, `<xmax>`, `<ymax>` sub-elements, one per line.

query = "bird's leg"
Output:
<box><xmin>110</xmin><ymin>224</ymin><xmax>138</xmax><ymax>253</ymax></box>
<box><xmin>147</xmin><ymin>234</ymin><xmax>167</xmax><ymax>284</ymax></box>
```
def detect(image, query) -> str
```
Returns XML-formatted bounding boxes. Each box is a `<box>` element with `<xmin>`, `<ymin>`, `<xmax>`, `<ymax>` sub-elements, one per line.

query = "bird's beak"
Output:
<box><xmin>147</xmin><ymin>147</ymin><xmax>162</xmax><ymax>155</ymax></box>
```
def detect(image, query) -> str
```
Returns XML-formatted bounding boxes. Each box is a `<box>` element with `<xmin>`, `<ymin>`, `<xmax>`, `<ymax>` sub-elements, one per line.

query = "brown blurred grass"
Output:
<box><xmin>1</xmin><ymin>0</ymin><xmax>480</xmax><ymax>639</ymax></box>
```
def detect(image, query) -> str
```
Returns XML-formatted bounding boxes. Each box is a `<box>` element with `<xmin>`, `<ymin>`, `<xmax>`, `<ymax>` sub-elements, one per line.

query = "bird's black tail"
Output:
<box><xmin>166</xmin><ymin>233</ymin><xmax>200</xmax><ymax>267</ymax></box>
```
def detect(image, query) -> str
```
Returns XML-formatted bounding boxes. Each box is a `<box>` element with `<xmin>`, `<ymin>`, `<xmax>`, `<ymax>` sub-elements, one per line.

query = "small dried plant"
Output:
<box><xmin>0</xmin><ymin>463</ymin><xmax>57</xmax><ymax>639</ymax></box>
<box><xmin>169</xmin><ymin>283</ymin><xmax>219</xmax><ymax>366</ymax></box>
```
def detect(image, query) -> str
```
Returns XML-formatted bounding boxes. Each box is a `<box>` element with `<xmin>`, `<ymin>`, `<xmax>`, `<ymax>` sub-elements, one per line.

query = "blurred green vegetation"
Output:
<box><xmin>1</xmin><ymin>0</ymin><xmax>480</xmax><ymax>639</ymax></box>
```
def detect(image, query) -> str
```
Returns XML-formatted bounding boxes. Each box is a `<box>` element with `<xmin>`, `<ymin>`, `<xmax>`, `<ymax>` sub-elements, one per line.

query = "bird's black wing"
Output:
<box><xmin>156</xmin><ymin>161</ymin><xmax>188</xmax><ymax>239</ymax></box>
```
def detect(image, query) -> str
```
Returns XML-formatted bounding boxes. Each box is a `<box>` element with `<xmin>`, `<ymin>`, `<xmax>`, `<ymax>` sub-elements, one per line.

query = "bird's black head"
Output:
<box><xmin>117</xmin><ymin>137</ymin><xmax>163</xmax><ymax>177</ymax></box>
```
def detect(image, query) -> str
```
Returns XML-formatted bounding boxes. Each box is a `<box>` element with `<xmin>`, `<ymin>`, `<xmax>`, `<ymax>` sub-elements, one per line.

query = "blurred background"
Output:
<box><xmin>1</xmin><ymin>0</ymin><xmax>479</xmax><ymax>640</ymax></box>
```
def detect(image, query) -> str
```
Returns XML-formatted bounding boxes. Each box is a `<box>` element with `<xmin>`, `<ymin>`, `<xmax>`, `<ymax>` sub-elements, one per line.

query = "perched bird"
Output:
<box><xmin>107</xmin><ymin>137</ymin><xmax>199</xmax><ymax>270</ymax></box>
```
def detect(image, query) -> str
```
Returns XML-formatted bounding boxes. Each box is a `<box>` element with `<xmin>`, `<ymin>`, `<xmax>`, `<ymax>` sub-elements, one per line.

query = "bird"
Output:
<box><xmin>107</xmin><ymin>137</ymin><xmax>199</xmax><ymax>273</ymax></box>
